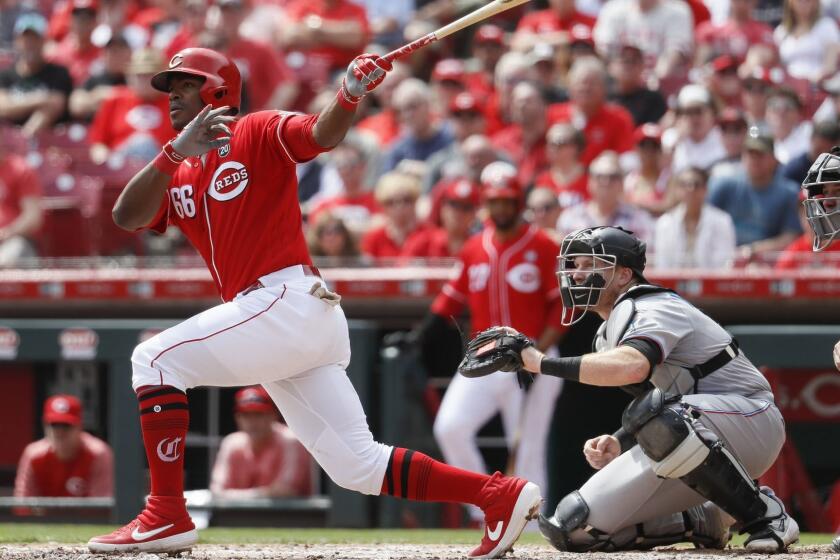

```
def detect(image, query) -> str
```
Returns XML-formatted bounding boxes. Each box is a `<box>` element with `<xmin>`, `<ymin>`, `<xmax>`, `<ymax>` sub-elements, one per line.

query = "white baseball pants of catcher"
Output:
<box><xmin>433</xmin><ymin>360</ymin><xmax>563</xmax><ymax>520</ymax></box>
<box><xmin>131</xmin><ymin>265</ymin><xmax>392</xmax><ymax>496</ymax></box>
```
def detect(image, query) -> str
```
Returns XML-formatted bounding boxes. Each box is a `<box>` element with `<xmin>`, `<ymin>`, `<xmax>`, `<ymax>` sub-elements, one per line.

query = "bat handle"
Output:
<box><xmin>383</xmin><ymin>33</ymin><xmax>438</xmax><ymax>64</ymax></box>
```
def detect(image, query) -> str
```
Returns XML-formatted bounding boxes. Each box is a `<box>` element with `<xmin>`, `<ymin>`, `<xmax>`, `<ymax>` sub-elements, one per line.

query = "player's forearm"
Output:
<box><xmin>312</xmin><ymin>93</ymin><xmax>357</xmax><ymax>148</ymax></box>
<box><xmin>112</xmin><ymin>162</ymin><xmax>172</xmax><ymax>231</ymax></box>
<box><xmin>525</xmin><ymin>346</ymin><xmax>649</xmax><ymax>386</ymax></box>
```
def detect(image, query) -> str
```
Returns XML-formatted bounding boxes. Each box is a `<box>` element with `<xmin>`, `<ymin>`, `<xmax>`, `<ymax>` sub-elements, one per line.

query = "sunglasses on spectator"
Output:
<box><xmin>319</xmin><ymin>224</ymin><xmax>345</xmax><ymax>236</ymax></box>
<box><xmin>528</xmin><ymin>203</ymin><xmax>559</xmax><ymax>213</ymax></box>
<box><xmin>678</xmin><ymin>107</ymin><xmax>707</xmax><ymax>117</ymax></box>
<box><xmin>383</xmin><ymin>196</ymin><xmax>416</xmax><ymax>207</ymax></box>
<box><xmin>593</xmin><ymin>173</ymin><xmax>622</xmax><ymax>182</ymax></box>
<box><xmin>444</xmin><ymin>200</ymin><xmax>476</xmax><ymax>211</ymax></box>
<box><xmin>453</xmin><ymin>110</ymin><xmax>482</xmax><ymax>119</ymax></box>
<box><xmin>677</xmin><ymin>179</ymin><xmax>705</xmax><ymax>190</ymax></box>
<box><xmin>637</xmin><ymin>139</ymin><xmax>660</xmax><ymax>149</ymax></box>
<box><xmin>744</xmin><ymin>82</ymin><xmax>768</xmax><ymax>93</ymax></box>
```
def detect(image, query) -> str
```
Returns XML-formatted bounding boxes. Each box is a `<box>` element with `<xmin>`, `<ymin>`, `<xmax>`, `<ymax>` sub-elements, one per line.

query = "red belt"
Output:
<box><xmin>241</xmin><ymin>265</ymin><xmax>322</xmax><ymax>296</ymax></box>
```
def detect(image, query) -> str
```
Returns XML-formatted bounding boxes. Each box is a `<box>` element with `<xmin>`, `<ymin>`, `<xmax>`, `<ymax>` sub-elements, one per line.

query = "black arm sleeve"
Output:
<box><xmin>620</xmin><ymin>337</ymin><xmax>662</xmax><ymax>377</ymax></box>
<box><xmin>539</xmin><ymin>356</ymin><xmax>582</xmax><ymax>381</ymax></box>
<box><xmin>611</xmin><ymin>426</ymin><xmax>637</xmax><ymax>454</ymax></box>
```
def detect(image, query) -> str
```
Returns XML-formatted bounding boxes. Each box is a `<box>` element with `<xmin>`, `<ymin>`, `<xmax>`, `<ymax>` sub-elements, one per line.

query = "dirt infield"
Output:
<box><xmin>0</xmin><ymin>543</ymin><xmax>835</xmax><ymax>560</ymax></box>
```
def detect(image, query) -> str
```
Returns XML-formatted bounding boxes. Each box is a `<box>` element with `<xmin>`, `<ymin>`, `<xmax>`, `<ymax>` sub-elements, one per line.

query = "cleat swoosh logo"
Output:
<box><xmin>131</xmin><ymin>524</ymin><xmax>174</xmax><ymax>541</ymax></box>
<box><xmin>487</xmin><ymin>521</ymin><xmax>504</xmax><ymax>542</ymax></box>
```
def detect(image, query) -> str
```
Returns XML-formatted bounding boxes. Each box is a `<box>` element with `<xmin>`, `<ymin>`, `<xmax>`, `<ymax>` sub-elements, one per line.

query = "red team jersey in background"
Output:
<box><xmin>149</xmin><ymin>111</ymin><xmax>329</xmax><ymax>301</ymax></box>
<box><xmin>432</xmin><ymin>223</ymin><xmax>563</xmax><ymax>339</ymax></box>
<box><xmin>14</xmin><ymin>432</ymin><xmax>113</xmax><ymax>497</ymax></box>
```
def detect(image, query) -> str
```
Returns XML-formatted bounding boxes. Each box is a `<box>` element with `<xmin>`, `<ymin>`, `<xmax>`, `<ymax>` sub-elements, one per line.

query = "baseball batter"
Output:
<box><xmin>86</xmin><ymin>48</ymin><xmax>541</xmax><ymax>558</ymax></box>
<box><xmin>799</xmin><ymin>147</ymin><xmax>840</xmax><ymax>553</ymax></box>
<box><xmin>465</xmin><ymin>226</ymin><xmax>800</xmax><ymax>552</ymax></box>
<box><xmin>430</xmin><ymin>161</ymin><xmax>564</xmax><ymax>519</ymax></box>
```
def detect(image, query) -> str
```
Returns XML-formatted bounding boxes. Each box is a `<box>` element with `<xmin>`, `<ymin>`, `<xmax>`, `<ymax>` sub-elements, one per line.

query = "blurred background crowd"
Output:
<box><xmin>1</xmin><ymin>0</ymin><xmax>840</xmax><ymax>269</ymax></box>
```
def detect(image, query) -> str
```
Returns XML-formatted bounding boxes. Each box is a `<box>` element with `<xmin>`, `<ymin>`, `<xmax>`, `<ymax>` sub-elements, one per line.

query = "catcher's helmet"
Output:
<box><xmin>151</xmin><ymin>48</ymin><xmax>241</xmax><ymax>115</ymax></box>
<box><xmin>557</xmin><ymin>226</ymin><xmax>647</xmax><ymax>325</ymax></box>
<box><xmin>480</xmin><ymin>161</ymin><xmax>521</xmax><ymax>202</ymax></box>
<box><xmin>801</xmin><ymin>146</ymin><xmax>840</xmax><ymax>252</ymax></box>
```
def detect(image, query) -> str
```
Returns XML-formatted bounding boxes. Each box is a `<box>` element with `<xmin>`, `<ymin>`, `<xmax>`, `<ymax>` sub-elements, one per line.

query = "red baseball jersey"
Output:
<box><xmin>432</xmin><ymin>223</ymin><xmax>563</xmax><ymax>338</ymax></box>
<box><xmin>147</xmin><ymin>110</ymin><xmax>329</xmax><ymax>301</ymax></box>
<box><xmin>14</xmin><ymin>432</ymin><xmax>113</xmax><ymax>497</ymax></box>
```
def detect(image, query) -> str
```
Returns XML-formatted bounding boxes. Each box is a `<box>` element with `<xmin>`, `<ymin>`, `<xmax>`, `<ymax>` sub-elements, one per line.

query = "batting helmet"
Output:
<box><xmin>151</xmin><ymin>48</ymin><xmax>241</xmax><ymax>115</ymax></box>
<box><xmin>480</xmin><ymin>161</ymin><xmax>521</xmax><ymax>201</ymax></box>
<box><xmin>556</xmin><ymin>226</ymin><xmax>647</xmax><ymax>325</ymax></box>
<box><xmin>801</xmin><ymin>146</ymin><xmax>840</xmax><ymax>252</ymax></box>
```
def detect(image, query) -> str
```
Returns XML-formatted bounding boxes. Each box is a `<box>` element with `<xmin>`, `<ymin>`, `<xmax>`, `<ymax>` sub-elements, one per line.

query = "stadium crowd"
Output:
<box><xmin>1</xmin><ymin>0</ymin><xmax>840</xmax><ymax>269</ymax></box>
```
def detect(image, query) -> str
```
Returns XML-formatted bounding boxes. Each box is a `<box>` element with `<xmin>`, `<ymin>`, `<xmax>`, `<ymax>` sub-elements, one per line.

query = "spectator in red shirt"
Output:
<box><xmin>361</xmin><ymin>172</ymin><xmax>428</xmax><ymax>259</ymax></box>
<box><xmin>607</xmin><ymin>42</ymin><xmax>667</xmax><ymax>126</ymax></box>
<box><xmin>695</xmin><ymin>0</ymin><xmax>774</xmax><ymax>64</ymax></box>
<box><xmin>0</xmin><ymin>152</ymin><xmax>42</xmax><ymax>265</ymax></box>
<box><xmin>483</xmin><ymin>51</ymin><xmax>530</xmax><ymax>136</ymax></box>
<box><xmin>491</xmin><ymin>81</ymin><xmax>550</xmax><ymax>188</ymax></box>
<box><xmin>203</xmin><ymin>0</ymin><xmax>299</xmax><ymax>113</ymax></box>
<box><xmin>463</xmin><ymin>24</ymin><xmax>506</xmax><ymax>100</ymax></box>
<box><xmin>87</xmin><ymin>47</ymin><xmax>175</xmax><ymax>164</ymax></box>
<box><xmin>356</xmin><ymin>62</ymin><xmax>409</xmax><ymax>149</ymax></box>
<box><xmin>403</xmin><ymin>179</ymin><xmax>479</xmax><ymax>258</ymax></box>
<box><xmin>46</xmin><ymin>0</ymin><xmax>102</xmax><ymax>86</ymax></box>
<box><xmin>430</xmin><ymin>58</ymin><xmax>467</xmax><ymax>117</ymax></box>
<box><xmin>512</xmin><ymin>0</ymin><xmax>596</xmax><ymax>52</ymax></box>
<box><xmin>707</xmin><ymin>54</ymin><xmax>744</xmax><ymax>110</ymax></box>
<box><xmin>14</xmin><ymin>395</ymin><xmax>113</xmax><ymax>498</ymax></box>
<box><xmin>534</xmin><ymin>123</ymin><xmax>588</xmax><ymax>211</ymax></box>
<box><xmin>211</xmin><ymin>386</ymin><xmax>313</xmax><ymax>498</ymax></box>
<box><xmin>548</xmin><ymin>56</ymin><xmax>636</xmax><ymax>167</ymax></box>
<box><xmin>308</xmin><ymin>139</ymin><xmax>380</xmax><ymax>236</ymax></box>
<box><xmin>306</xmin><ymin>212</ymin><xmax>360</xmax><ymax>261</ymax></box>
<box><xmin>624</xmin><ymin>124</ymin><xmax>673</xmax><ymax>215</ymax></box>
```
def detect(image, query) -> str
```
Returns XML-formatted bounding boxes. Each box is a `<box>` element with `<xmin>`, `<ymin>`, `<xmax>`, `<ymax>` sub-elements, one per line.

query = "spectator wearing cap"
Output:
<box><xmin>774</xmin><ymin>0</ymin><xmax>840</xmax><ymax>83</ymax></box>
<box><xmin>308</xmin><ymin>139</ymin><xmax>380</xmax><ymax>236</ymax></box>
<box><xmin>548</xmin><ymin>56</ymin><xmax>636</xmax><ymax>167</ymax></box>
<box><xmin>710</xmin><ymin>107</ymin><xmax>749</xmax><ymax>177</ymax></box>
<box><xmin>593</xmin><ymin>0</ymin><xmax>693</xmax><ymax>84</ymax></box>
<box><xmin>356</xmin><ymin>62</ymin><xmax>409</xmax><ymax>149</ymax></box>
<box><xmin>0</xmin><ymin>3</ymin><xmax>38</xmax><ymax>53</ymax></box>
<box><xmin>707</xmin><ymin>127</ymin><xmax>801</xmax><ymax>260</ymax></box>
<box><xmin>0</xmin><ymin>13</ymin><xmax>73</xmax><ymax>136</ymax></box>
<box><xmin>69</xmin><ymin>33</ymin><xmax>130</xmax><ymax>121</ymax></box>
<box><xmin>775</xmin><ymin>189</ymin><xmax>840</xmax><ymax>269</ymax></box>
<box><xmin>202</xmin><ymin>0</ymin><xmax>299</xmax><ymax>113</ymax></box>
<box><xmin>211</xmin><ymin>386</ymin><xmax>313</xmax><ymax>498</ymax></box>
<box><xmin>423</xmin><ymin>93</ymin><xmax>489</xmax><ymax>190</ymax></box>
<box><xmin>557</xmin><ymin>151</ymin><xmax>655</xmax><ymax>242</ymax></box>
<box><xmin>430</xmin><ymin>59</ymin><xmax>467</xmax><ymax>117</ymax></box>
<box><xmin>0</xmin><ymin>148</ymin><xmax>41</xmax><ymax>265</ymax></box>
<box><xmin>534</xmin><ymin>123</ymin><xmax>588</xmax><ymax>210</ymax></box>
<box><xmin>483</xmin><ymin>51</ymin><xmax>530</xmax><ymax>136</ymax></box>
<box><xmin>741</xmin><ymin>65</ymin><xmax>783</xmax><ymax>126</ymax></box>
<box><xmin>695</xmin><ymin>0</ymin><xmax>774</xmax><ymax>64</ymax></box>
<box><xmin>383</xmin><ymin>79</ymin><xmax>454</xmax><ymax>173</ymax></box>
<box><xmin>566</xmin><ymin>26</ymin><xmax>598</xmax><ymax>65</ymax></box>
<box><xmin>766</xmin><ymin>87</ymin><xmax>811</xmax><ymax>165</ymax></box>
<box><xmin>528</xmin><ymin>43</ymin><xmax>565</xmax><ymax>102</ymax></box>
<box><xmin>663</xmin><ymin>84</ymin><xmax>727</xmax><ymax>172</ymax></box>
<box><xmin>15</xmin><ymin>395</ymin><xmax>113</xmax><ymax>498</ymax></box>
<box><xmin>526</xmin><ymin>187</ymin><xmax>563</xmax><ymax>242</ymax></box>
<box><xmin>307</xmin><ymin>211</ymin><xmax>360</xmax><ymax>260</ymax></box>
<box><xmin>781</xmin><ymin>120</ymin><xmax>840</xmax><ymax>183</ymax></box>
<box><xmin>512</xmin><ymin>0</ymin><xmax>595</xmax><ymax>52</ymax></box>
<box><xmin>87</xmin><ymin>47</ymin><xmax>175</xmax><ymax>165</ymax></box>
<box><xmin>403</xmin><ymin>179</ymin><xmax>479</xmax><ymax>257</ymax></box>
<box><xmin>624</xmin><ymin>123</ymin><xmax>672</xmax><ymax>215</ymax></box>
<box><xmin>607</xmin><ymin>42</ymin><xmax>667</xmax><ymax>126</ymax></box>
<box><xmin>654</xmin><ymin>166</ymin><xmax>736</xmax><ymax>269</ymax></box>
<box><xmin>463</xmin><ymin>24</ymin><xmax>506</xmax><ymax>100</ymax></box>
<box><xmin>491</xmin><ymin>81</ymin><xmax>550</xmax><ymax>188</ymax></box>
<box><xmin>46</xmin><ymin>0</ymin><xmax>101</xmax><ymax>86</ymax></box>
<box><xmin>708</xmin><ymin>55</ymin><xmax>744</xmax><ymax>110</ymax></box>
<box><xmin>361</xmin><ymin>171</ymin><xmax>428</xmax><ymax>258</ymax></box>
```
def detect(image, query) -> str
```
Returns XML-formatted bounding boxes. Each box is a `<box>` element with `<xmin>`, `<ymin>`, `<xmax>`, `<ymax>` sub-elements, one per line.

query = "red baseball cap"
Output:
<box><xmin>449</xmin><ymin>91</ymin><xmax>483</xmax><ymax>114</ymax></box>
<box><xmin>569</xmin><ymin>25</ymin><xmax>595</xmax><ymax>47</ymax></box>
<box><xmin>480</xmin><ymin>161</ymin><xmax>521</xmax><ymax>200</ymax></box>
<box><xmin>442</xmin><ymin>179</ymin><xmax>481</xmax><ymax>206</ymax></box>
<box><xmin>712</xmin><ymin>54</ymin><xmax>739</xmax><ymax>74</ymax></box>
<box><xmin>43</xmin><ymin>395</ymin><xmax>82</xmax><ymax>426</ymax></box>
<box><xmin>475</xmin><ymin>24</ymin><xmax>504</xmax><ymax>45</ymax></box>
<box><xmin>234</xmin><ymin>386</ymin><xmax>275</xmax><ymax>414</ymax></box>
<box><xmin>633</xmin><ymin>123</ymin><xmax>662</xmax><ymax>145</ymax></box>
<box><xmin>432</xmin><ymin>59</ymin><xmax>465</xmax><ymax>83</ymax></box>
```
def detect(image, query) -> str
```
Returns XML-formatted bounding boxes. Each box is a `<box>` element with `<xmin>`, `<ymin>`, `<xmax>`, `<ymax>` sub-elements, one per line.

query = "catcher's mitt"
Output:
<box><xmin>458</xmin><ymin>327</ymin><xmax>534</xmax><ymax>378</ymax></box>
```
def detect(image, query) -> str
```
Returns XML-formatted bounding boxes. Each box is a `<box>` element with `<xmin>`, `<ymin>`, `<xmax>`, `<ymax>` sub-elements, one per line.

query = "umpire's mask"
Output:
<box><xmin>557</xmin><ymin>227</ymin><xmax>647</xmax><ymax>326</ymax></box>
<box><xmin>802</xmin><ymin>148</ymin><xmax>840</xmax><ymax>252</ymax></box>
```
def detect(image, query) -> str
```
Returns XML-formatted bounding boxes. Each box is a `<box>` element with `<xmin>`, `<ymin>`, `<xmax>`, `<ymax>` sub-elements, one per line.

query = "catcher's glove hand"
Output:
<box><xmin>458</xmin><ymin>327</ymin><xmax>534</xmax><ymax>378</ymax></box>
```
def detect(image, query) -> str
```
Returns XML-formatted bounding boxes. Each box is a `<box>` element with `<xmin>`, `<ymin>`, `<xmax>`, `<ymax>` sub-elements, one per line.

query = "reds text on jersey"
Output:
<box><xmin>432</xmin><ymin>223</ymin><xmax>563</xmax><ymax>338</ymax></box>
<box><xmin>148</xmin><ymin>111</ymin><xmax>327</xmax><ymax>301</ymax></box>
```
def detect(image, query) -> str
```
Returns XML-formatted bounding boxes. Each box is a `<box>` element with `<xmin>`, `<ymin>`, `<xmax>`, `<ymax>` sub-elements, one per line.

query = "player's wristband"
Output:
<box><xmin>540</xmin><ymin>356</ymin><xmax>582</xmax><ymax>382</ymax></box>
<box><xmin>152</xmin><ymin>141</ymin><xmax>186</xmax><ymax>176</ymax></box>
<box><xmin>611</xmin><ymin>427</ymin><xmax>636</xmax><ymax>455</ymax></box>
<box><xmin>337</xmin><ymin>82</ymin><xmax>363</xmax><ymax>111</ymax></box>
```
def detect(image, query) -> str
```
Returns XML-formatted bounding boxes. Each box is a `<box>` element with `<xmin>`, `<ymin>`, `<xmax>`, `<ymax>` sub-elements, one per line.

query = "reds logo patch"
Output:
<box><xmin>506</xmin><ymin>262</ymin><xmax>541</xmax><ymax>293</ymax></box>
<box><xmin>157</xmin><ymin>437</ymin><xmax>182</xmax><ymax>463</ymax></box>
<box><xmin>169</xmin><ymin>54</ymin><xmax>183</xmax><ymax>69</ymax></box>
<box><xmin>208</xmin><ymin>161</ymin><xmax>249</xmax><ymax>201</ymax></box>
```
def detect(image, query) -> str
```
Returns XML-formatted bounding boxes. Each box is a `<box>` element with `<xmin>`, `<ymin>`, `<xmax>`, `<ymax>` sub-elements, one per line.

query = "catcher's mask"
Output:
<box><xmin>557</xmin><ymin>226</ymin><xmax>647</xmax><ymax>325</ymax></box>
<box><xmin>801</xmin><ymin>147</ymin><xmax>840</xmax><ymax>252</ymax></box>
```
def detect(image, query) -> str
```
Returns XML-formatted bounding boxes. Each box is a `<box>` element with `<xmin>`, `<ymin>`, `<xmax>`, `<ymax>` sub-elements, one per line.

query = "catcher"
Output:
<box><xmin>799</xmin><ymin>146</ymin><xmax>840</xmax><ymax>552</ymax></box>
<box><xmin>459</xmin><ymin>226</ymin><xmax>799</xmax><ymax>552</ymax></box>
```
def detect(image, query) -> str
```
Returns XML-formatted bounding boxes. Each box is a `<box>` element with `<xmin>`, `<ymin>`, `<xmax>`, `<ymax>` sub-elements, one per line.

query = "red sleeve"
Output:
<box><xmin>87</xmin><ymin>440</ymin><xmax>114</xmax><ymax>497</ymax></box>
<box><xmin>14</xmin><ymin>444</ymin><xmax>39</xmax><ymax>497</ymax></box>
<box><xmin>360</xmin><ymin>227</ymin><xmax>380</xmax><ymax>257</ymax></box>
<box><xmin>402</xmin><ymin>230</ymin><xmax>431</xmax><ymax>257</ymax></box>
<box><xmin>431</xmin><ymin>253</ymin><xmax>469</xmax><ymax>317</ymax></box>
<box><xmin>14</xmin><ymin>161</ymin><xmax>42</xmax><ymax>199</ymax></box>
<box><xmin>695</xmin><ymin>22</ymin><xmax>714</xmax><ymax>44</ymax></box>
<box><xmin>612</xmin><ymin>107</ymin><xmax>636</xmax><ymax>154</ymax></box>
<box><xmin>277</xmin><ymin>113</ymin><xmax>330</xmax><ymax>163</ymax></box>
<box><xmin>87</xmin><ymin>97</ymin><xmax>114</xmax><ymax>147</ymax></box>
<box><xmin>516</xmin><ymin>12</ymin><xmax>538</xmax><ymax>31</ymax></box>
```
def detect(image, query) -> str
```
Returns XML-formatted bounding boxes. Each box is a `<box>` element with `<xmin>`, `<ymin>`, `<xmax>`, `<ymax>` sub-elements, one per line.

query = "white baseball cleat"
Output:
<box><xmin>468</xmin><ymin>472</ymin><xmax>542</xmax><ymax>559</ymax></box>
<box><xmin>744</xmin><ymin>487</ymin><xmax>799</xmax><ymax>553</ymax></box>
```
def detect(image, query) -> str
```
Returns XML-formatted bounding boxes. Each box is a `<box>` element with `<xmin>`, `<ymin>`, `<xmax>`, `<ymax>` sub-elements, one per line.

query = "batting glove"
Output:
<box><xmin>342</xmin><ymin>53</ymin><xmax>393</xmax><ymax>101</ymax></box>
<box><xmin>171</xmin><ymin>105</ymin><xmax>235</xmax><ymax>157</ymax></box>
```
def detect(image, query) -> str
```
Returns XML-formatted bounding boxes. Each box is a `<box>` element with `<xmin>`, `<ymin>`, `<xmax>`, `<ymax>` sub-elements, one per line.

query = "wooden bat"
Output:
<box><xmin>383</xmin><ymin>0</ymin><xmax>531</xmax><ymax>63</ymax></box>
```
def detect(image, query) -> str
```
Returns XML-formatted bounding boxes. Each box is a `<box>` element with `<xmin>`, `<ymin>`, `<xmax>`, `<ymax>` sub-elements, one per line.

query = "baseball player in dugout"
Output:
<box><xmin>427</xmin><ymin>160</ymin><xmax>564</xmax><ymax>523</ymax></box>
<box><xmin>799</xmin><ymin>146</ymin><xmax>840</xmax><ymax>553</ymax></box>
<box><xmin>88</xmin><ymin>47</ymin><xmax>540</xmax><ymax>558</ymax></box>
<box><xmin>460</xmin><ymin>225</ymin><xmax>800</xmax><ymax>552</ymax></box>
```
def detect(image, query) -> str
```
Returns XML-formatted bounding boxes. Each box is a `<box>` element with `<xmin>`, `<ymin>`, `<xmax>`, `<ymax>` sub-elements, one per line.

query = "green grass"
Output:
<box><xmin>0</xmin><ymin>524</ymin><xmax>833</xmax><ymax>547</ymax></box>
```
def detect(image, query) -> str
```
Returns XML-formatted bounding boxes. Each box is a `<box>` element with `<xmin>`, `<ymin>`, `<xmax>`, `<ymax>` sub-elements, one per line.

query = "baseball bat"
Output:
<box><xmin>383</xmin><ymin>0</ymin><xmax>531</xmax><ymax>63</ymax></box>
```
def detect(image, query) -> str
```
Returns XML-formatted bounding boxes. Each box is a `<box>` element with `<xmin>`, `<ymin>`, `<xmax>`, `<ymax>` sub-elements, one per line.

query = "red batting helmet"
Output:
<box><xmin>480</xmin><ymin>161</ymin><xmax>521</xmax><ymax>202</ymax></box>
<box><xmin>151</xmin><ymin>48</ymin><xmax>241</xmax><ymax>115</ymax></box>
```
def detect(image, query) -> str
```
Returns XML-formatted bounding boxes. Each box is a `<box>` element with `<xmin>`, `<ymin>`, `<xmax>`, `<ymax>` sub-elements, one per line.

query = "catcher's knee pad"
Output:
<box><xmin>539</xmin><ymin>491</ymin><xmax>593</xmax><ymax>551</ymax></box>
